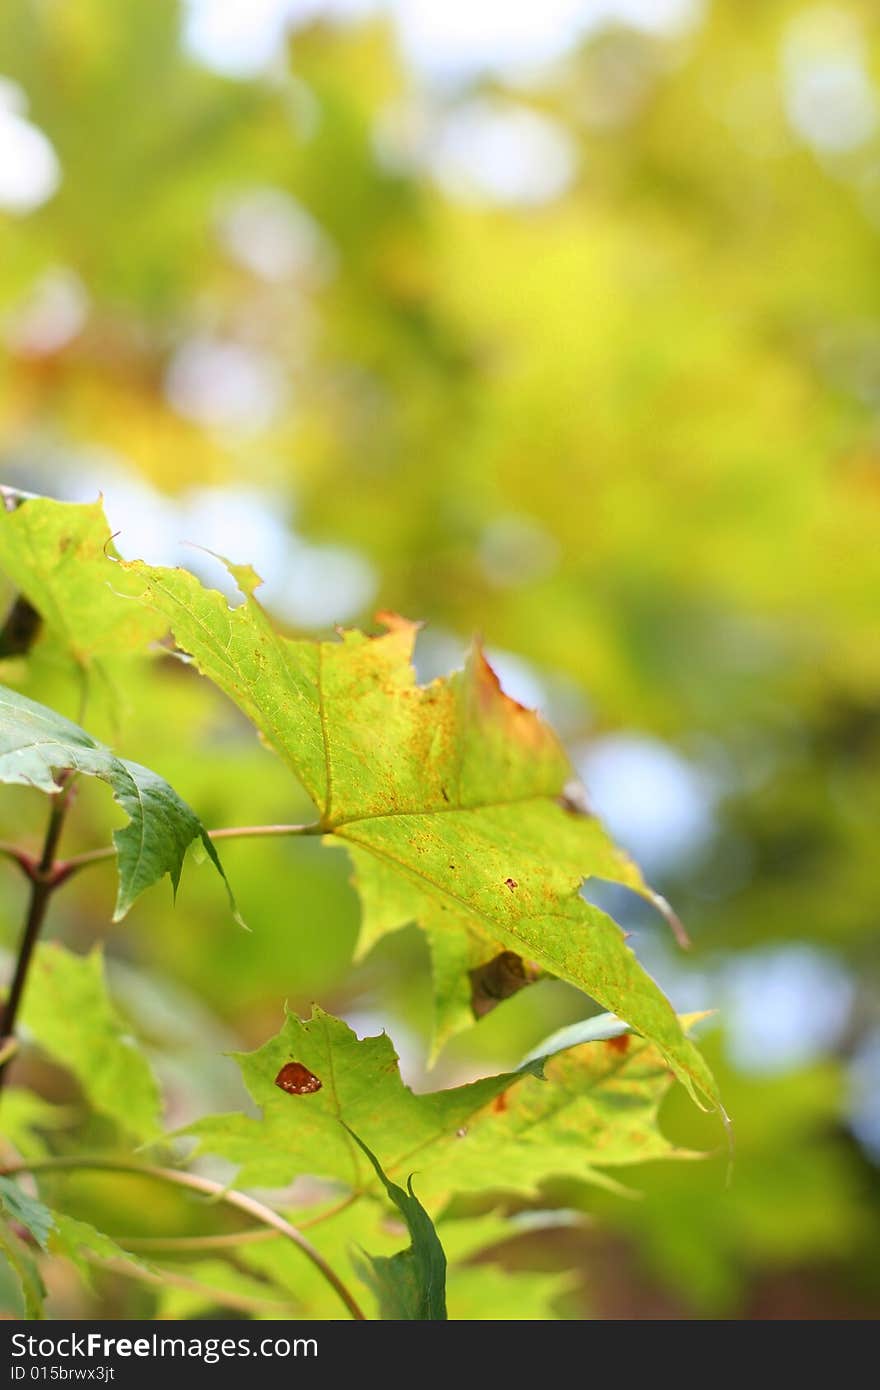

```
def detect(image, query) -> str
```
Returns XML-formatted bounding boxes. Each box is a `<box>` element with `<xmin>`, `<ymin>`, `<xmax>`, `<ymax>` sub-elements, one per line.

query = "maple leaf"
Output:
<box><xmin>118</xmin><ymin>551</ymin><xmax>718</xmax><ymax>1110</ymax></box>
<box><xmin>0</xmin><ymin>495</ymin><xmax>719</xmax><ymax>1112</ymax></box>
<box><xmin>184</xmin><ymin>1006</ymin><xmax>702</xmax><ymax>1200</ymax></box>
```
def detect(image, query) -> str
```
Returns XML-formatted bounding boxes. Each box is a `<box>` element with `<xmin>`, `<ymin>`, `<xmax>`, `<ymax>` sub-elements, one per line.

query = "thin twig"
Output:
<box><xmin>0</xmin><ymin>1157</ymin><xmax>366</xmax><ymax>1320</ymax></box>
<box><xmin>0</xmin><ymin>783</ymin><xmax>75</xmax><ymax>1093</ymax></box>
<box><xmin>298</xmin><ymin>1192</ymin><xmax>360</xmax><ymax>1231</ymax></box>
<box><xmin>80</xmin><ymin>1250</ymin><xmax>295</xmax><ymax>1316</ymax></box>
<box><xmin>121</xmin><ymin>1192</ymin><xmax>359</xmax><ymax>1251</ymax></box>
<box><xmin>120</xmin><ymin>1228</ymin><xmax>277</xmax><ymax>1254</ymax></box>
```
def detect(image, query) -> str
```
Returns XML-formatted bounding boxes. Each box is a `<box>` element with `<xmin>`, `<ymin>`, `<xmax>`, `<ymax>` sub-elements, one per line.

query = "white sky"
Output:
<box><xmin>182</xmin><ymin>0</ymin><xmax>704</xmax><ymax>81</ymax></box>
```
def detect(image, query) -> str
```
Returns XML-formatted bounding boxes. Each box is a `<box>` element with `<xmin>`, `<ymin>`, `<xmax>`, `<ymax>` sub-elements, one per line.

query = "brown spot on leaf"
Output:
<box><xmin>0</xmin><ymin>596</ymin><xmax>42</xmax><ymax>658</ymax></box>
<box><xmin>469</xmin><ymin>950</ymin><xmax>537</xmax><ymax>1019</ymax></box>
<box><xmin>604</xmin><ymin>1034</ymin><xmax>631</xmax><ymax>1056</ymax></box>
<box><xmin>492</xmin><ymin>1092</ymin><xmax>509</xmax><ymax>1114</ymax></box>
<box><xmin>456</xmin><ymin>1127</ymin><xmax>467</xmax><ymax>1138</ymax></box>
<box><xmin>274</xmin><ymin>1061</ymin><xmax>322</xmax><ymax>1095</ymax></box>
<box><xmin>504</xmin><ymin>877</ymin><xmax>518</xmax><ymax>891</ymax></box>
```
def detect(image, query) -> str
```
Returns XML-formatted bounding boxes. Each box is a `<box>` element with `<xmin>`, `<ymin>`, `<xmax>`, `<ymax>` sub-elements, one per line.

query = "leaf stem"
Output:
<box><xmin>0</xmin><ymin>842</ymin><xmax>35</xmax><ymax>879</ymax></box>
<box><xmin>120</xmin><ymin>1191</ymin><xmax>358</xmax><ymax>1251</ymax></box>
<box><xmin>0</xmin><ymin>1156</ymin><xmax>366</xmax><ymax>1320</ymax></box>
<box><xmin>119</xmin><ymin>1228</ymin><xmax>277</xmax><ymax>1254</ymax></box>
<box><xmin>298</xmin><ymin>1191</ymin><xmax>360</xmax><ymax>1230</ymax></box>
<box><xmin>57</xmin><ymin>822</ymin><xmax>323</xmax><ymax>877</ymax></box>
<box><xmin>0</xmin><ymin>783</ymin><xmax>74</xmax><ymax>1093</ymax></box>
<box><xmin>207</xmin><ymin>823</ymin><xmax>324</xmax><ymax>842</ymax></box>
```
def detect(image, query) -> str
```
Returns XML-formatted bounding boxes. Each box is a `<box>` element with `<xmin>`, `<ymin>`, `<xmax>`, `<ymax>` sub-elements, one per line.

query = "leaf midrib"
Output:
<box><xmin>324</xmin><ymin>791</ymin><xmax>554</xmax><ymax>830</ymax></box>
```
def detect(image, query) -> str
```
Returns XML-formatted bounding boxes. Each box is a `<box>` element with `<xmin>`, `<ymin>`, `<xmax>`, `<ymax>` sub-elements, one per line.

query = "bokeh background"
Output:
<box><xmin>1</xmin><ymin>0</ymin><xmax>879</xmax><ymax>1318</ymax></box>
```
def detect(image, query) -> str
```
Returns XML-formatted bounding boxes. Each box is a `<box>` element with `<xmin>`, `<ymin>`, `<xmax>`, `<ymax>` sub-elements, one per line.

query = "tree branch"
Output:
<box><xmin>0</xmin><ymin>784</ymin><xmax>75</xmax><ymax>1093</ymax></box>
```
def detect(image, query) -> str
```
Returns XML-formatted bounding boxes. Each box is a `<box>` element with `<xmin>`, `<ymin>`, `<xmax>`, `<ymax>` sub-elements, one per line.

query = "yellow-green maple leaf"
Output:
<box><xmin>119</xmin><ymin>551</ymin><xmax>719</xmax><ymax>1111</ymax></box>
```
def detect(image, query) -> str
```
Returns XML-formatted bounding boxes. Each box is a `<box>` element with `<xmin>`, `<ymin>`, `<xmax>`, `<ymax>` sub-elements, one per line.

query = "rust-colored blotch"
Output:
<box><xmin>274</xmin><ymin>1061</ymin><xmax>322</xmax><ymax>1095</ymax></box>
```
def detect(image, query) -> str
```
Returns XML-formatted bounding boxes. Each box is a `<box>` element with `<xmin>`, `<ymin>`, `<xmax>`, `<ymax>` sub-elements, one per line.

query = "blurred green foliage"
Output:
<box><xmin>0</xmin><ymin>0</ymin><xmax>878</xmax><ymax>1318</ymax></box>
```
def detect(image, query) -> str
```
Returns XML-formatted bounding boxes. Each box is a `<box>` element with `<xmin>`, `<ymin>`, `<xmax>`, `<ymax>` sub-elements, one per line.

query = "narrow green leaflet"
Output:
<box><xmin>0</xmin><ymin>1215</ymin><xmax>45</xmax><ymax>1319</ymax></box>
<box><xmin>241</xmin><ymin>1205</ymin><xmax>570</xmax><ymax>1321</ymax></box>
<box><xmin>0</xmin><ymin>684</ymin><xmax>233</xmax><ymax>920</ymax></box>
<box><xmin>185</xmin><ymin>1007</ymin><xmax>700</xmax><ymax>1200</ymax></box>
<box><xmin>49</xmin><ymin>1213</ymin><xmax>153</xmax><ymax>1289</ymax></box>
<box><xmin>0</xmin><ymin>1184</ymin><xmax>154</xmax><ymax>1318</ymax></box>
<box><xmin>21</xmin><ymin>944</ymin><xmax>162</xmax><ymax>1141</ymax></box>
<box><xmin>346</xmin><ymin>1126</ymin><xmax>447</xmax><ymax>1320</ymax></box>
<box><xmin>0</xmin><ymin>493</ymin><xmax>165</xmax><ymax>669</ymax></box>
<box><xmin>519</xmin><ymin>1010</ymin><xmax>634</xmax><ymax>1061</ymax></box>
<box><xmin>0</xmin><ymin>1177</ymin><xmax>54</xmax><ymax>1251</ymax></box>
<box><xmin>114</xmin><ymin>543</ymin><xmax>718</xmax><ymax>1111</ymax></box>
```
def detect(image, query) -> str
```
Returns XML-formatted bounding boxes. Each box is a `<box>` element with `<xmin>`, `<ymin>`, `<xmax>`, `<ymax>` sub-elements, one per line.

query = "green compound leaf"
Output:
<box><xmin>0</xmin><ymin>683</ymin><xmax>234</xmax><ymax>921</ymax></box>
<box><xmin>185</xmin><ymin>1007</ymin><xmax>702</xmax><ymax>1201</ymax></box>
<box><xmin>345</xmin><ymin>1125</ymin><xmax>447</xmax><ymax>1321</ymax></box>
<box><xmin>116</xmin><ymin>548</ymin><xmax>719</xmax><ymax>1114</ymax></box>
<box><xmin>21</xmin><ymin>944</ymin><xmax>162</xmax><ymax>1142</ymax></box>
